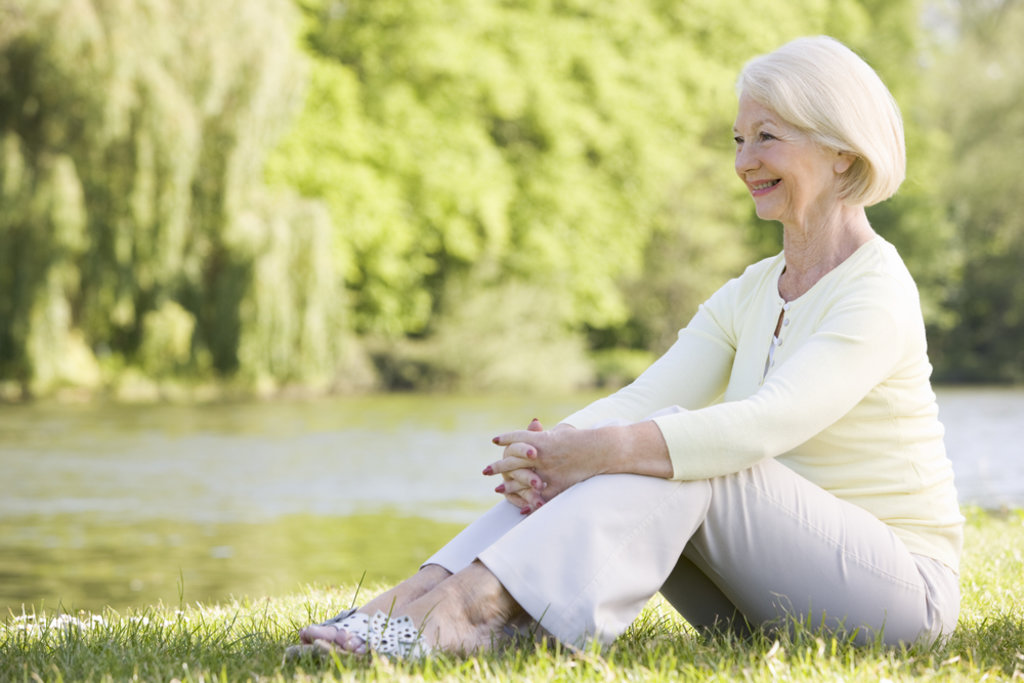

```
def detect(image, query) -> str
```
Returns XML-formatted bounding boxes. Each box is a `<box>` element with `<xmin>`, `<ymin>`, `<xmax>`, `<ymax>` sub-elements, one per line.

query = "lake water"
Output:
<box><xmin>1</xmin><ymin>388</ymin><xmax>1022</xmax><ymax>615</ymax></box>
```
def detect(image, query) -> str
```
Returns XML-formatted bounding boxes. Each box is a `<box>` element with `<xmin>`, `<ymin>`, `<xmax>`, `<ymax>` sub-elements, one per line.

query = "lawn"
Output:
<box><xmin>3</xmin><ymin>507</ymin><xmax>1022</xmax><ymax>682</ymax></box>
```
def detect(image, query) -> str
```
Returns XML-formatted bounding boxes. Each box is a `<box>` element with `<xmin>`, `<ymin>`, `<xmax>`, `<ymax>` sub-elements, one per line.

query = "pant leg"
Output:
<box><xmin>660</xmin><ymin>553</ymin><xmax>750</xmax><ymax>637</ymax></box>
<box><xmin>430</xmin><ymin>458</ymin><xmax>958</xmax><ymax>648</ymax></box>
<box><xmin>478</xmin><ymin>473</ymin><xmax>711</xmax><ymax>646</ymax></box>
<box><xmin>422</xmin><ymin>500</ymin><xmax>526</xmax><ymax>573</ymax></box>
<box><xmin>663</xmin><ymin>458</ymin><xmax>959</xmax><ymax>646</ymax></box>
<box><xmin>423</xmin><ymin>413</ymin><xmax>655</xmax><ymax>576</ymax></box>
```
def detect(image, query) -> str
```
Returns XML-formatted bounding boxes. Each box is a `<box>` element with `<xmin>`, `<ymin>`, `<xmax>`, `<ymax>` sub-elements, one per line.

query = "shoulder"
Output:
<box><xmin>714</xmin><ymin>251</ymin><xmax>785</xmax><ymax>302</ymax></box>
<box><xmin>700</xmin><ymin>251</ymin><xmax>784</xmax><ymax>322</ymax></box>
<box><xmin>836</xmin><ymin>238</ymin><xmax>921</xmax><ymax>305</ymax></box>
<box><xmin>685</xmin><ymin>251</ymin><xmax>783</xmax><ymax>345</ymax></box>
<box><xmin>811</xmin><ymin>238</ymin><xmax>926</xmax><ymax>345</ymax></box>
<box><xmin>740</xmin><ymin>250</ymin><xmax>787</xmax><ymax>285</ymax></box>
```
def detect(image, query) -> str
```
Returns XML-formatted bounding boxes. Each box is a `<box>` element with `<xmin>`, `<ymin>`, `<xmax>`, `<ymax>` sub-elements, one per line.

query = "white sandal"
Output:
<box><xmin>287</xmin><ymin>610</ymin><xmax>432</xmax><ymax>660</ymax></box>
<box><xmin>365</xmin><ymin>610</ymin><xmax>433</xmax><ymax>658</ymax></box>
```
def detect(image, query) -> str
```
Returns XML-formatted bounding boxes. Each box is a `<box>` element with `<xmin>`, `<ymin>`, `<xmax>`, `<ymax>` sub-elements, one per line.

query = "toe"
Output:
<box><xmin>347</xmin><ymin>636</ymin><xmax>369</xmax><ymax>655</ymax></box>
<box><xmin>300</xmin><ymin>624</ymin><xmax>338</xmax><ymax>644</ymax></box>
<box><xmin>336</xmin><ymin>629</ymin><xmax>368</xmax><ymax>653</ymax></box>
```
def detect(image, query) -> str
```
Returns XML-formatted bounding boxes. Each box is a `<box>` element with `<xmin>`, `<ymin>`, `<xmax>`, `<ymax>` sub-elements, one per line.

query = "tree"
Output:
<box><xmin>271</xmin><ymin>0</ymin><xmax>933</xmax><ymax>390</ymax></box>
<box><xmin>0</xmin><ymin>0</ymin><xmax>361</xmax><ymax>397</ymax></box>
<box><xmin>924</xmin><ymin>0</ymin><xmax>1024</xmax><ymax>381</ymax></box>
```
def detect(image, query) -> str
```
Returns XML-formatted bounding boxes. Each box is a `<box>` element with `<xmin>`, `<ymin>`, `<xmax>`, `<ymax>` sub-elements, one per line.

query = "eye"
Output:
<box><xmin>758</xmin><ymin>131</ymin><xmax>776</xmax><ymax>142</ymax></box>
<box><xmin>733</xmin><ymin>135</ymin><xmax>744</xmax><ymax>145</ymax></box>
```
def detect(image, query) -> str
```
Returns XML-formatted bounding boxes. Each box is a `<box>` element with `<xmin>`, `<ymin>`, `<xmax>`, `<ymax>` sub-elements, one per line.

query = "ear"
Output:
<box><xmin>834</xmin><ymin>151</ymin><xmax>856</xmax><ymax>175</ymax></box>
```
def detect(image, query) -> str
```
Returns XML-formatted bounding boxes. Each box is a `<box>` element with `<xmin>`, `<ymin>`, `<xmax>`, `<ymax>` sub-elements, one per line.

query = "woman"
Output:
<box><xmin>291</xmin><ymin>35</ymin><xmax>963</xmax><ymax>658</ymax></box>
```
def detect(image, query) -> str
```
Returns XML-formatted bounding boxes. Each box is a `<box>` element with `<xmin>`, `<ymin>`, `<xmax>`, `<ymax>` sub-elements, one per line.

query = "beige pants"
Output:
<box><xmin>424</xmin><ymin>459</ymin><xmax>959</xmax><ymax>647</ymax></box>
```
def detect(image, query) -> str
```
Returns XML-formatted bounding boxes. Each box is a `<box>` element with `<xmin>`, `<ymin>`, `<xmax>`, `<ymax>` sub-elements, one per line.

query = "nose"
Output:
<box><xmin>735</xmin><ymin>143</ymin><xmax>758</xmax><ymax>177</ymax></box>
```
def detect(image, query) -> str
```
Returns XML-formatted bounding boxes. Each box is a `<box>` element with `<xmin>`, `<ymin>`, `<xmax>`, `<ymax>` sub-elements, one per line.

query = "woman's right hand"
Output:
<box><xmin>487</xmin><ymin>417</ymin><xmax>547</xmax><ymax>513</ymax></box>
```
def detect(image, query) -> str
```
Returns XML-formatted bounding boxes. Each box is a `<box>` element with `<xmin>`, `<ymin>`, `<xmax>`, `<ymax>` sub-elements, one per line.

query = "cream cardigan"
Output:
<box><xmin>563</xmin><ymin>237</ymin><xmax>963</xmax><ymax>570</ymax></box>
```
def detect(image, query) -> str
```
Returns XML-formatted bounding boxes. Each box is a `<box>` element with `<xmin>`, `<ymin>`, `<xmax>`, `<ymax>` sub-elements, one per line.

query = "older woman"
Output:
<box><xmin>291</xmin><ymin>35</ymin><xmax>962</xmax><ymax>658</ymax></box>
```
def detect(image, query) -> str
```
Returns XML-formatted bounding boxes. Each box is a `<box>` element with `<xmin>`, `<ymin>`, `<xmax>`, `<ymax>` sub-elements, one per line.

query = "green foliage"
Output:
<box><xmin>924</xmin><ymin>0</ymin><xmax>1024</xmax><ymax>381</ymax></box>
<box><xmin>373</xmin><ymin>280</ymin><xmax>593</xmax><ymax>393</ymax></box>
<box><xmin>270</xmin><ymin>0</ymin><xmax>953</xmax><ymax>390</ymax></box>
<box><xmin>2</xmin><ymin>0</ymin><xmax>1022</xmax><ymax>395</ymax></box>
<box><xmin>0</xmin><ymin>0</ymin><xmax>360</xmax><ymax>397</ymax></box>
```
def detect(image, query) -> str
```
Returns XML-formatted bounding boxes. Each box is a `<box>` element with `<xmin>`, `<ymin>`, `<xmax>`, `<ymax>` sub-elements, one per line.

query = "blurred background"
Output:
<box><xmin>1</xmin><ymin>0</ymin><xmax>1022</xmax><ymax>615</ymax></box>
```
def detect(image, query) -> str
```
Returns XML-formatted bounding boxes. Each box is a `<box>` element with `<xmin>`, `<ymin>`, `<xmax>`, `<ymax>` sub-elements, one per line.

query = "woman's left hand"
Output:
<box><xmin>484</xmin><ymin>420</ymin><xmax>603</xmax><ymax>513</ymax></box>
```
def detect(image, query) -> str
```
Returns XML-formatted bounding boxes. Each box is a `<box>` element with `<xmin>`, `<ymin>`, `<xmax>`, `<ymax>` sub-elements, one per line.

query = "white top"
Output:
<box><xmin>563</xmin><ymin>238</ymin><xmax>963</xmax><ymax>569</ymax></box>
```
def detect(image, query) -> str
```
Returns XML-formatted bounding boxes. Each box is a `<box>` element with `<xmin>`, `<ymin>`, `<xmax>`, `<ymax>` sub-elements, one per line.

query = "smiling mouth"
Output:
<box><xmin>750</xmin><ymin>179</ymin><xmax>780</xmax><ymax>192</ymax></box>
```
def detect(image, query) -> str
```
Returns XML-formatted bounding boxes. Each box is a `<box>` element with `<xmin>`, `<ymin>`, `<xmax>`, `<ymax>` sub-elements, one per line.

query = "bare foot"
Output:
<box><xmin>299</xmin><ymin>564</ymin><xmax>451</xmax><ymax>649</ymax></box>
<box><xmin>302</xmin><ymin>561</ymin><xmax>524</xmax><ymax>656</ymax></box>
<box><xmin>396</xmin><ymin>561</ymin><xmax>524</xmax><ymax>654</ymax></box>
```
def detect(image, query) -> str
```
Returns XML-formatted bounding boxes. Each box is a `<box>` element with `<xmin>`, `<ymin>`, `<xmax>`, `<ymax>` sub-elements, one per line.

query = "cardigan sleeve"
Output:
<box><xmin>560</xmin><ymin>276</ymin><xmax>742</xmax><ymax>429</ymax></box>
<box><xmin>653</xmin><ymin>269</ymin><xmax>911</xmax><ymax>480</ymax></box>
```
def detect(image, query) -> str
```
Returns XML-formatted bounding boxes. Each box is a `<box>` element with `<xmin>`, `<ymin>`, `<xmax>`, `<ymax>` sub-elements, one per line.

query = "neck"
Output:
<box><xmin>779</xmin><ymin>205</ymin><xmax>875</xmax><ymax>301</ymax></box>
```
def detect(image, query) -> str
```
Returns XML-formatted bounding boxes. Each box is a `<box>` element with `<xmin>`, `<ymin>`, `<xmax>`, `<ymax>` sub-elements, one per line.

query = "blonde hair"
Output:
<box><xmin>737</xmin><ymin>36</ymin><xmax>905</xmax><ymax>206</ymax></box>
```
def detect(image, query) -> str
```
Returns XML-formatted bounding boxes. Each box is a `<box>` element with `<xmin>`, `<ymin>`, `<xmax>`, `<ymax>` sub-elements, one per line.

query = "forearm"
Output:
<box><xmin>593</xmin><ymin>421</ymin><xmax>674</xmax><ymax>480</ymax></box>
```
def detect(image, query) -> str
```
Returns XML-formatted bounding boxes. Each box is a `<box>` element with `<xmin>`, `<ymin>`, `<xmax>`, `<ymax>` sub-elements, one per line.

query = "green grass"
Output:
<box><xmin>3</xmin><ymin>507</ymin><xmax>1022</xmax><ymax>682</ymax></box>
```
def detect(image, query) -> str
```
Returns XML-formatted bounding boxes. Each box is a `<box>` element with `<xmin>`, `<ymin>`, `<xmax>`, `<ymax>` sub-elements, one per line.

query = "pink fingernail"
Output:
<box><xmin>492</xmin><ymin>436</ymin><xmax>500</xmax><ymax>444</ymax></box>
<box><xmin>526</xmin><ymin>448</ymin><xmax>537</xmax><ymax>458</ymax></box>
<box><xmin>520</xmin><ymin>507</ymin><xmax>530</xmax><ymax>515</ymax></box>
<box><xmin>482</xmin><ymin>466</ymin><xmax>493</xmax><ymax>475</ymax></box>
<box><xmin>495</xmin><ymin>483</ymin><xmax>505</xmax><ymax>493</ymax></box>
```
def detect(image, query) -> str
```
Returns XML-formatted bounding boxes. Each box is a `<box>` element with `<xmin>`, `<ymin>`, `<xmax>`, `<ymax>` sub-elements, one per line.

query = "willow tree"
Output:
<box><xmin>0</xmin><ymin>0</ymin><xmax>353</xmax><ymax>397</ymax></box>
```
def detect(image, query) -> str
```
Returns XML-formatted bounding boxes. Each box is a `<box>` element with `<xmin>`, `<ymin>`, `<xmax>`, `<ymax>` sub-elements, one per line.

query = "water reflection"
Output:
<box><xmin>0</xmin><ymin>388</ymin><xmax>1021</xmax><ymax>614</ymax></box>
<box><xmin>0</xmin><ymin>513</ymin><xmax>462</xmax><ymax>615</ymax></box>
<box><xmin>0</xmin><ymin>394</ymin><xmax>588</xmax><ymax>524</ymax></box>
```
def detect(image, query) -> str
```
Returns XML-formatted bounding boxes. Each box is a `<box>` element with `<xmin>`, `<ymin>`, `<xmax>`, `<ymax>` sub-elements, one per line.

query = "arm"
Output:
<box><xmin>560</xmin><ymin>284</ymin><xmax>741</xmax><ymax>429</ymax></box>
<box><xmin>655</xmin><ymin>271</ymin><xmax>912</xmax><ymax>480</ymax></box>
<box><xmin>489</xmin><ymin>263</ymin><xmax>920</xmax><ymax>507</ymax></box>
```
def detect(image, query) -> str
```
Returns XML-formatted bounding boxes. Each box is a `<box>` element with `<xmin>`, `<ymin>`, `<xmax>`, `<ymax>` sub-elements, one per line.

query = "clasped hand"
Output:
<box><xmin>483</xmin><ymin>419</ymin><xmax>598</xmax><ymax>514</ymax></box>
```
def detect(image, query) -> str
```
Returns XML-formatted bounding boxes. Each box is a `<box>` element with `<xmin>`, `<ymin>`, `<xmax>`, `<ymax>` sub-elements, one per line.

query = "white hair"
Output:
<box><xmin>737</xmin><ymin>36</ymin><xmax>906</xmax><ymax>207</ymax></box>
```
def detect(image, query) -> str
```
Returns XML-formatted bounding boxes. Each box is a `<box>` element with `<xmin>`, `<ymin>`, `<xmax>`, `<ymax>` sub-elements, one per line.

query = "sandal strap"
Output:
<box><xmin>305</xmin><ymin>609</ymin><xmax>432</xmax><ymax>659</ymax></box>
<box><xmin>318</xmin><ymin>606</ymin><xmax>359</xmax><ymax>627</ymax></box>
<box><xmin>367</xmin><ymin>611</ymin><xmax>432</xmax><ymax>658</ymax></box>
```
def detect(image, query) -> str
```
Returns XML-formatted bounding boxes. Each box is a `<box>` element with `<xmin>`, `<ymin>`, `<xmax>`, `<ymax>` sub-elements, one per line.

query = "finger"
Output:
<box><xmin>519</xmin><ymin>489</ymin><xmax>546</xmax><ymax>514</ymax></box>
<box><xmin>505</xmin><ymin>487</ymin><xmax>544</xmax><ymax>513</ymax></box>
<box><xmin>496</xmin><ymin>439</ymin><xmax>539</xmax><ymax>462</ymax></box>
<box><xmin>491</xmin><ymin>430</ymin><xmax>540</xmax><ymax>451</ymax></box>
<box><xmin>492</xmin><ymin>470</ymin><xmax>534</xmax><ymax>496</ymax></box>
<box><xmin>504</xmin><ymin>442</ymin><xmax>538</xmax><ymax>461</ymax></box>
<box><xmin>487</xmin><ymin>459</ymin><xmax>548</xmax><ymax>488</ymax></box>
<box><xmin>527</xmin><ymin>418</ymin><xmax>544</xmax><ymax>432</ymax></box>
<box><xmin>483</xmin><ymin>455</ymin><xmax>537</xmax><ymax>477</ymax></box>
<box><xmin>503</xmin><ymin>491</ymin><xmax>529</xmax><ymax>508</ymax></box>
<box><xmin>502</xmin><ymin>468</ymin><xmax>545</xmax><ymax>493</ymax></box>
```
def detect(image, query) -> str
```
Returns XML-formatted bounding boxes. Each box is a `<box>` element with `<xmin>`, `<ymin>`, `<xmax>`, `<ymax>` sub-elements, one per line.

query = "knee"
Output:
<box><xmin>572</xmin><ymin>472</ymin><xmax>706</xmax><ymax>502</ymax></box>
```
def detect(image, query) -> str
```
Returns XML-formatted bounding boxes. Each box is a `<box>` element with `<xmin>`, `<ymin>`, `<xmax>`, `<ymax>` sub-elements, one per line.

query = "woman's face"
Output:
<box><xmin>733</xmin><ymin>95</ymin><xmax>852</xmax><ymax>228</ymax></box>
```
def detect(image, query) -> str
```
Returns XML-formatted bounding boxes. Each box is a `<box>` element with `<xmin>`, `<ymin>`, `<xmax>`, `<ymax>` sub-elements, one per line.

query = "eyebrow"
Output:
<box><xmin>733</xmin><ymin>118</ymin><xmax>779</xmax><ymax>133</ymax></box>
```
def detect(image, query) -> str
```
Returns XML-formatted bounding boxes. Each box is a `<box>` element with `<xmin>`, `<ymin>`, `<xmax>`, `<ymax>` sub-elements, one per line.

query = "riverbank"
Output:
<box><xmin>3</xmin><ymin>388</ymin><xmax>1023</xmax><ymax>616</ymax></box>
<box><xmin>2</xmin><ymin>507</ymin><xmax>1021</xmax><ymax>682</ymax></box>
